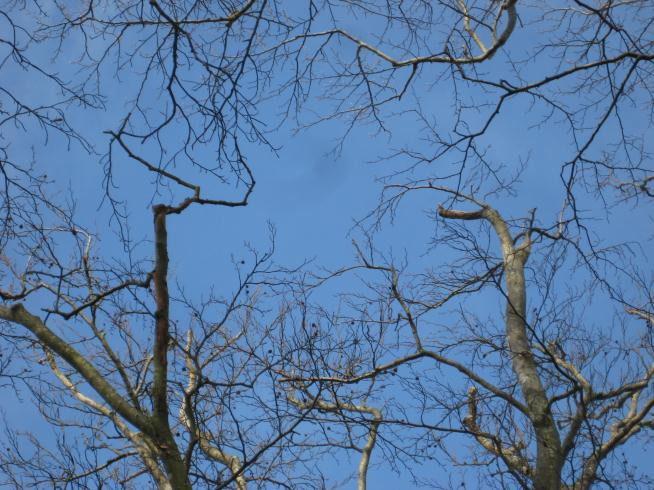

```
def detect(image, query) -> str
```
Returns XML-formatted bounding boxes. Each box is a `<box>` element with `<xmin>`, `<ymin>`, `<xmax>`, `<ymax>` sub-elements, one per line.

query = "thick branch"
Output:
<box><xmin>0</xmin><ymin>303</ymin><xmax>151</xmax><ymax>431</ymax></box>
<box><xmin>151</xmin><ymin>204</ymin><xmax>191</xmax><ymax>490</ymax></box>
<box><xmin>440</xmin><ymin>202</ymin><xmax>563</xmax><ymax>490</ymax></box>
<box><xmin>463</xmin><ymin>386</ymin><xmax>533</xmax><ymax>479</ymax></box>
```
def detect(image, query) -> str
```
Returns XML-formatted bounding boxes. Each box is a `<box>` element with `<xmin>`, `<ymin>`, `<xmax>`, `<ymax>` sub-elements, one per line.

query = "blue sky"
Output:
<box><xmin>2</xmin><ymin>1</ymin><xmax>653</xmax><ymax>488</ymax></box>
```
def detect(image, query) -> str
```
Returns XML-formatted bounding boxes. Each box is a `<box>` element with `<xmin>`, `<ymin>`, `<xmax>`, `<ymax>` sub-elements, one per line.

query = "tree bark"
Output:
<box><xmin>151</xmin><ymin>205</ymin><xmax>192</xmax><ymax>490</ymax></box>
<box><xmin>439</xmin><ymin>205</ymin><xmax>563</xmax><ymax>488</ymax></box>
<box><xmin>485</xmin><ymin>209</ymin><xmax>563</xmax><ymax>490</ymax></box>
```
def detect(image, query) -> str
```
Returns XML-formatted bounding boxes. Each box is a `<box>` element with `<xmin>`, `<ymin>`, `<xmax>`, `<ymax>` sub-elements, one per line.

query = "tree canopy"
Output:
<box><xmin>1</xmin><ymin>1</ymin><xmax>653</xmax><ymax>489</ymax></box>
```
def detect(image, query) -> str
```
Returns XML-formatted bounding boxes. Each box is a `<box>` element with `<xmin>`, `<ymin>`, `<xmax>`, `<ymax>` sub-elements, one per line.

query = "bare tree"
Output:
<box><xmin>1</xmin><ymin>1</ymin><xmax>653</xmax><ymax>489</ymax></box>
<box><xmin>0</xmin><ymin>1</ymin><xmax>318</xmax><ymax>487</ymax></box>
<box><xmin>272</xmin><ymin>1</ymin><xmax>654</xmax><ymax>488</ymax></box>
<box><xmin>280</xmin><ymin>183</ymin><xmax>652</xmax><ymax>488</ymax></box>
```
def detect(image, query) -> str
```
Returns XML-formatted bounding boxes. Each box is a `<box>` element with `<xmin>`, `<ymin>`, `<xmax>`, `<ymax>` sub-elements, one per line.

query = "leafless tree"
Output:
<box><xmin>1</xmin><ymin>1</ymin><xmax>653</xmax><ymax>489</ymax></box>
<box><xmin>281</xmin><ymin>184</ymin><xmax>652</xmax><ymax>489</ymax></box>
<box><xmin>0</xmin><ymin>1</ymin><xmax>319</xmax><ymax>487</ymax></box>
<box><xmin>273</xmin><ymin>1</ymin><xmax>654</xmax><ymax>489</ymax></box>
